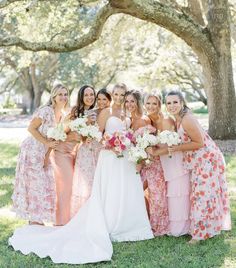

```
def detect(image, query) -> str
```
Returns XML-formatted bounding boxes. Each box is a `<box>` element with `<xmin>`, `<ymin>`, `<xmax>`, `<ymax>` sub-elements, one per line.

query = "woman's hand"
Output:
<box><xmin>136</xmin><ymin>163</ymin><xmax>143</xmax><ymax>173</ymax></box>
<box><xmin>67</xmin><ymin>131</ymin><xmax>81</xmax><ymax>142</ymax></box>
<box><xmin>43</xmin><ymin>156</ymin><xmax>50</xmax><ymax>168</ymax></box>
<box><xmin>168</xmin><ymin>145</ymin><xmax>178</xmax><ymax>154</ymax></box>
<box><xmin>87</xmin><ymin>113</ymin><xmax>97</xmax><ymax>125</ymax></box>
<box><xmin>84</xmin><ymin>137</ymin><xmax>93</xmax><ymax>145</ymax></box>
<box><xmin>146</xmin><ymin>146</ymin><xmax>154</xmax><ymax>156</ymax></box>
<box><xmin>46</xmin><ymin>140</ymin><xmax>59</xmax><ymax>149</ymax></box>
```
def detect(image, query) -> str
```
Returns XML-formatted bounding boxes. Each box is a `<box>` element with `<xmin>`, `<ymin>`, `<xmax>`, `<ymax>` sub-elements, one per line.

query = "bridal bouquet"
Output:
<box><xmin>69</xmin><ymin>117</ymin><xmax>88</xmax><ymax>132</ymax></box>
<box><xmin>79</xmin><ymin>124</ymin><xmax>102</xmax><ymax>142</ymax></box>
<box><xmin>47</xmin><ymin>123</ymin><xmax>67</xmax><ymax>141</ymax></box>
<box><xmin>69</xmin><ymin>117</ymin><xmax>102</xmax><ymax>142</ymax></box>
<box><xmin>103</xmin><ymin>131</ymin><xmax>134</xmax><ymax>158</ymax></box>
<box><xmin>158</xmin><ymin>130</ymin><xmax>181</xmax><ymax>158</ymax></box>
<box><xmin>128</xmin><ymin>126</ymin><xmax>159</xmax><ymax>165</ymax></box>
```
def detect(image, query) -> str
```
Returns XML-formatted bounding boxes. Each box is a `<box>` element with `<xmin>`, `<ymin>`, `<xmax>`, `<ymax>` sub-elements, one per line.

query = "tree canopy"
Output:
<box><xmin>0</xmin><ymin>0</ymin><xmax>236</xmax><ymax>139</ymax></box>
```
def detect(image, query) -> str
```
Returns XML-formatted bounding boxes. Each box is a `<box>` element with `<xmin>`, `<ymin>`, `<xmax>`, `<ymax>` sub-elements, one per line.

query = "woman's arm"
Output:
<box><xmin>66</xmin><ymin>131</ymin><xmax>81</xmax><ymax>142</ymax></box>
<box><xmin>170</xmin><ymin>114</ymin><xmax>204</xmax><ymax>153</ymax></box>
<box><xmin>97</xmin><ymin>108</ymin><xmax>110</xmax><ymax>133</ymax></box>
<box><xmin>146</xmin><ymin>117</ymin><xmax>175</xmax><ymax>157</ymax></box>
<box><xmin>28</xmin><ymin>118</ymin><xmax>58</xmax><ymax>149</ymax></box>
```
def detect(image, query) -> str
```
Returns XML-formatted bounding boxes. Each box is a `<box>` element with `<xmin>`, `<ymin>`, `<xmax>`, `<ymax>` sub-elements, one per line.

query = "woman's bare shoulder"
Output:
<box><xmin>162</xmin><ymin>116</ymin><xmax>175</xmax><ymax>131</ymax></box>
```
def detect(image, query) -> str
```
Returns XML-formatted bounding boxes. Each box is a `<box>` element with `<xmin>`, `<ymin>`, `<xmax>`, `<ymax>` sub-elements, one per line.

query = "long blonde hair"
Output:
<box><xmin>144</xmin><ymin>92</ymin><xmax>162</xmax><ymax>111</ymax></box>
<box><xmin>48</xmin><ymin>84</ymin><xmax>69</xmax><ymax>108</ymax></box>
<box><xmin>125</xmin><ymin>90</ymin><xmax>143</xmax><ymax>116</ymax></box>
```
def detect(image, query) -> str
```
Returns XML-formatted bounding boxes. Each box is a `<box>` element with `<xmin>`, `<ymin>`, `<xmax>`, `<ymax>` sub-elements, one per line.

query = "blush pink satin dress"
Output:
<box><xmin>50</xmin><ymin>141</ymin><xmax>78</xmax><ymax>225</ymax></box>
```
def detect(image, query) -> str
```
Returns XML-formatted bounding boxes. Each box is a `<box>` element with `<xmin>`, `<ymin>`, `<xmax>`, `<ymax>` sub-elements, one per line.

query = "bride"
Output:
<box><xmin>9</xmin><ymin>83</ymin><xmax>153</xmax><ymax>265</ymax></box>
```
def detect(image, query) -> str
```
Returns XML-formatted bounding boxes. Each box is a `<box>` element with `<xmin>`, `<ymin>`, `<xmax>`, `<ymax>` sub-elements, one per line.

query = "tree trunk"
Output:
<box><xmin>21</xmin><ymin>67</ymin><xmax>35</xmax><ymax>114</ymax></box>
<box><xmin>199</xmin><ymin>55</ymin><xmax>236</xmax><ymax>139</ymax></box>
<box><xmin>33</xmin><ymin>90</ymin><xmax>43</xmax><ymax>109</ymax></box>
<box><xmin>200</xmin><ymin>0</ymin><xmax>236</xmax><ymax>139</ymax></box>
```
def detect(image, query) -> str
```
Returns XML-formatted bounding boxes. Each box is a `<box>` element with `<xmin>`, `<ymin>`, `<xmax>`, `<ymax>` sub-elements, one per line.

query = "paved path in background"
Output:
<box><xmin>0</xmin><ymin>115</ymin><xmax>31</xmax><ymax>142</ymax></box>
<box><xmin>0</xmin><ymin>114</ymin><xmax>235</xmax><ymax>153</ymax></box>
<box><xmin>0</xmin><ymin>114</ymin><xmax>209</xmax><ymax>140</ymax></box>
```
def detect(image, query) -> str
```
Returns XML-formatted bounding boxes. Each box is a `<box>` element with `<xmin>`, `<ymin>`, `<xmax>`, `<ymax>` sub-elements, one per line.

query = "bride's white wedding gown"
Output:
<box><xmin>9</xmin><ymin>116</ymin><xmax>153</xmax><ymax>264</ymax></box>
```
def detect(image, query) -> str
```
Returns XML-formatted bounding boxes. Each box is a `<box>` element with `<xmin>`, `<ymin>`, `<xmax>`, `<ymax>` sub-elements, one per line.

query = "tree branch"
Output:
<box><xmin>0</xmin><ymin>0</ymin><xmax>21</xmax><ymax>8</ymax></box>
<box><xmin>187</xmin><ymin>0</ymin><xmax>205</xmax><ymax>26</ymax></box>
<box><xmin>109</xmin><ymin>0</ymin><xmax>216</xmax><ymax>60</ymax></box>
<box><xmin>0</xmin><ymin>2</ymin><xmax>117</xmax><ymax>52</ymax></box>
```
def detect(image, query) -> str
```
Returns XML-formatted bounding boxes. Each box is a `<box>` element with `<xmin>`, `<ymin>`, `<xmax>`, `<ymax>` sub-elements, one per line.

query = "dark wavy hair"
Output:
<box><xmin>96</xmin><ymin>88</ymin><xmax>112</xmax><ymax>102</ymax></box>
<box><xmin>165</xmin><ymin>90</ymin><xmax>190</xmax><ymax>118</ymax></box>
<box><xmin>71</xmin><ymin>85</ymin><xmax>96</xmax><ymax>119</ymax></box>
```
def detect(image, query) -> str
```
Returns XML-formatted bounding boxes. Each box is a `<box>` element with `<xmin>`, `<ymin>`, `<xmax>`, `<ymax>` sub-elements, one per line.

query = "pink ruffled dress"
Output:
<box><xmin>12</xmin><ymin>106</ymin><xmax>56</xmax><ymax>223</ymax></box>
<box><xmin>160</xmin><ymin>152</ymin><xmax>190</xmax><ymax>236</ymax></box>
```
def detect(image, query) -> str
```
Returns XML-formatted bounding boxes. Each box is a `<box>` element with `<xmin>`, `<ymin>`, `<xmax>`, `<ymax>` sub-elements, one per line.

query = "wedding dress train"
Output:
<box><xmin>9</xmin><ymin>116</ymin><xmax>153</xmax><ymax>264</ymax></box>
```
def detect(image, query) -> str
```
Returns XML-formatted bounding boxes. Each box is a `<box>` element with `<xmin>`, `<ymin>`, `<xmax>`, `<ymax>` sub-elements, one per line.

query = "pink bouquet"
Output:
<box><xmin>103</xmin><ymin>131</ymin><xmax>134</xmax><ymax>158</ymax></box>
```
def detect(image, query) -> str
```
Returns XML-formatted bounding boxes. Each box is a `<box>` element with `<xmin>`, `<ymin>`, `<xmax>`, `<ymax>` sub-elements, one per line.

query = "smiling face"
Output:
<box><xmin>112</xmin><ymin>87</ymin><xmax>126</xmax><ymax>106</ymax></box>
<box><xmin>145</xmin><ymin>96</ymin><xmax>160</xmax><ymax>115</ymax></box>
<box><xmin>54</xmin><ymin>87</ymin><xmax>69</xmax><ymax>108</ymax></box>
<box><xmin>83</xmin><ymin>87</ymin><xmax>95</xmax><ymax>108</ymax></box>
<box><xmin>125</xmin><ymin>94</ymin><xmax>138</xmax><ymax>114</ymax></box>
<box><xmin>165</xmin><ymin>95</ymin><xmax>182</xmax><ymax>116</ymax></box>
<box><xmin>97</xmin><ymin>93</ymin><xmax>111</xmax><ymax>109</ymax></box>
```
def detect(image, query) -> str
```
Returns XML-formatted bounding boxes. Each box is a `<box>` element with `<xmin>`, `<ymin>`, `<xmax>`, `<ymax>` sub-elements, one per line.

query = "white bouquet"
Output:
<box><xmin>69</xmin><ymin>117</ymin><xmax>88</xmax><ymax>132</ymax></box>
<box><xmin>128</xmin><ymin>128</ymin><xmax>159</xmax><ymax>165</ymax></box>
<box><xmin>47</xmin><ymin>123</ymin><xmax>67</xmax><ymax>141</ymax></box>
<box><xmin>158</xmin><ymin>130</ymin><xmax>181</xmax><ymax>157</ymax></box>
<box><xmin>79</xmin><ymin>124</ymin><xmax>102</xmax><ymax>142</ymax></box>
<box><xmin>69</xmin><ymin>117</ymin><xmax>102</xmax><ymax>142</ymax></box>
<box><xmin>128</xmin><ymin>146</ymin><xmax>148</xmax><ymax>164</ymax></box>
<box><xmin>135</xmin><ymin>131</ymin><xmax>159</xmax><ymax>149</ymax></box>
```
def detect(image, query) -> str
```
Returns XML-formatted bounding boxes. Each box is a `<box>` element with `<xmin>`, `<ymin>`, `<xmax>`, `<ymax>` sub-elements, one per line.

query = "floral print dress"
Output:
<box><xmin>70</xmin><ymin>140</ymin><xmax>102</xmax><ymax>217</ymax></box>
<box><xmin>141</xmin><ymin>157</ymin><xmax>169</xmax><ymax>236</ymax></box>
<box><xmin>12</xmin><ymin>106</ymin><xmax>56</xmax><ymax>223</ymax></box>
<box><xmin>178</xmin><ymin>124</ymin><xmax>231</xmax><ymax>240</ymax></box>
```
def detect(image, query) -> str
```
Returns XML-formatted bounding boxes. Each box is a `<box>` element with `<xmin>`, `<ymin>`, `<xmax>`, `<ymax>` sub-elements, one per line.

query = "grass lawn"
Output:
<box><xmin>0</xmin><ymin>141</ymin><xmax>235</xmax><ymax>268</ymax></box>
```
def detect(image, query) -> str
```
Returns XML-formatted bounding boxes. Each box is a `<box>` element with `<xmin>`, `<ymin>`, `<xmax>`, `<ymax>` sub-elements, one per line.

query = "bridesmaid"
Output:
<box><xmin>12</xmin><ymin>84</ymin><xmax>68</xmax><ymax>225</ymax></box>
<box><xmin>125</xmin><ymin>90</ymin><xmax>169</xmax><ymax>236</ymax></box>
<box><xmin>49</xmin><ymin>86</ymin><xmax>78</xmax><ymax>226</ymax></box>
<box><xmin>165</xmin><ymin>90</ymin><xmax>231</xmax><ymax>243</ymax></box>
<box><xmin>70</xmin><ymin>85</ymin><xmax>101</xmax><ymax>216</ymax></box>
<box><xmin>145</xmin><ymin>93</ymin><xmax>190</xmax><ymax>237</ymax></box>
<box><xmin>96</xmin><ymin>88</ymin><xmax>112</xmax><ymax>114</ymax></box>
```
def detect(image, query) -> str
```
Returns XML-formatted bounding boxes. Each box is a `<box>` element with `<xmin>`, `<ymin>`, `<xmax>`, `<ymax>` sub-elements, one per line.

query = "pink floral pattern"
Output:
<box><xmin>12</xmin><ymin>106</ymin><xmax>56</xmax><ymax>223</ymax></box>
<box><xmin>141</xmin><ymin>157</ymin><xmax>169</xmax><ymax>236</ymax></box>
<box><xmin>178</xmin><ymin>124</ymin><xmax>231</xmax><ymax>240</ymax></box>
<box><xmin>70</xmin><ymin>140</ymin><xmax>102</xmax><ymax>217</ymax></box>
